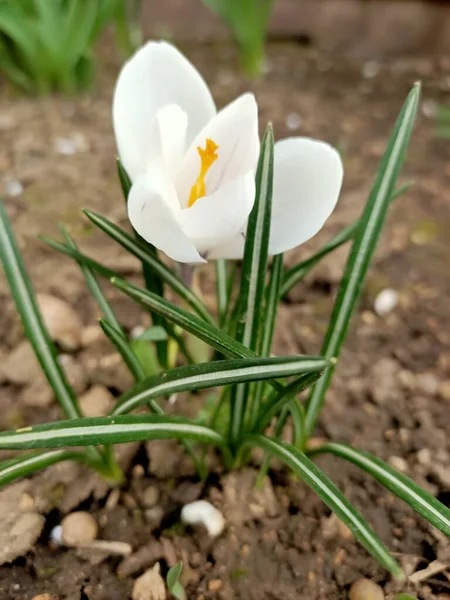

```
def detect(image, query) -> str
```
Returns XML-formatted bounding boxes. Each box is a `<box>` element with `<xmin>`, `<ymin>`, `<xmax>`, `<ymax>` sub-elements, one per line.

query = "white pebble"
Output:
<box><xmin>421</xmin><ymin>99</ymin><xmax>438</xmax><ymax>119</ymax></box>
<box><xmin>374</xmin><ymin>288</ymin><xmax>398</xmax><ymax>316</ymax></box>
<box><xmin>50</xmin><ymin>524</ymin><xmax>63</xmax><ymax>546</ymax></box>
<box><xmin>181</xmin><ymin>500</ymin><xmax>224</xmax><ymax>537</ymax></box>
<box><xmin>7</xmin><ymin>180</ymin><xmax>23</xmax><ymax>197</ymax></box>
<box><xmin>362</xmin><ymin>61</ymin><xmax>380</xmax><ymax>79</ymax></box>
<box><xmin>285</xmin><ymin>112</ymin><xmax>302</xmax><ymax>131</ymax></box>
<box><xmin>130</xmin><ymin>325</ymin><xmax>145</xmax><ymax>339</ymax></box>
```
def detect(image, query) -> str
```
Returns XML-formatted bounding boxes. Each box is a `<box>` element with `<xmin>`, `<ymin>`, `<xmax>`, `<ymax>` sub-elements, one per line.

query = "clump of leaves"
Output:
<box><xmin>0</xmin><ymin>82</ymin><xmax>449</xmax><ymax>580</ymax></box>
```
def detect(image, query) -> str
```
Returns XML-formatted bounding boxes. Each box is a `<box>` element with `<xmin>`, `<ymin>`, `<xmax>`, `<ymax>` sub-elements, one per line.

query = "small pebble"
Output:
<box><xmin>143</xmin><ymin>485</ymin><xmax>160</xmax><ymax>508</ymax></box>
<box><xmin>31</xmin><ymin>595</ymin><xmax>58</xmax><ymax>600</ymax></box>
<box><xmin>421</xmin><ymin>99</ymin><xmax>438</xmax><ymax>119</ymax></box>
<box><xmin>388</xmin><ymin>456</ymin><xmax>408</xmax><ymax>473</ymax></box>
<box><xmin>416</xmin><ymin>372</ymin><xmax>439</xmax><ymax>396</ymax></box>
<box><xmin>37</xmin><ymin>294</ymin><xmax>83</xmax><ymax>351</ymax></box>
<box><xmin>439</xmin><ymin>380</ymin><xmax>450</xmax><ymax>401</ymax></box>
<box><xmin>132</xmin><ymin>562</ymin><xmax>166</xmax><ymax>600</ymax></box>
<box><xmin>181</xmin><ymin>500</ymin><xmax>224</xmax><ymax>537</ymax></box>
<box><xmin>349</xmin><ymin>578</ymin><xmax>384</xmax><ymax>600</ymax></box>
<box><xmin>79</xmin><ymin>385</ymin><xmax>115</xmax><ymax>417</ymax></box>
<box><xmin>208</xmin><ymin>579</ymin><xmax>223</xmax><ymax>592</ymax></box>
<box><xmin>49</xmin><ymin>525</ymin><xmax>63</xmax><ymax>546</ymax></box>
<box><xmin>6</xmin><ymin>180</ymin><xmax>23</xmax><ymax>197</ymax></box>
<box><xmin>417</xmin><ymin>448</ymin><xmax>432</xmax><ymax>466</ymax></box>
<box><xmin>285</xmin><ymin>112</ymin><xmax>302</xmax><ymax>131</ymax></box>
<box><xmin>61</xmin><ymin>512</ymin><xmax>98</xmax><ymax>547</ymax></box>
<box><xmin>362</xmin><ymin>60</ymin><xmax>381</xmax><ymax>79</ymax></box>
<box><xmin>374</xmin><ymin>288</ymin><xmax>398</xmax><ymax>316</ymax></box>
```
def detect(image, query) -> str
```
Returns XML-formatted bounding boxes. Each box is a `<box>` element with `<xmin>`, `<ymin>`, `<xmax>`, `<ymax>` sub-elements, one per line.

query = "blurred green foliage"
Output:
<box><xmin>201</xmin><ymin>0</ymin><xmax>275</xmax><ymax>76</ymax></box>
<box><xmin>0</xmin><ymin>0</ymin><xmax>140</xmax><ymax>94</ymax></box>
<box><xmin>437</xmin><ymin>104</ymin><xmax>450</xmax><ymax>138</ymax></box>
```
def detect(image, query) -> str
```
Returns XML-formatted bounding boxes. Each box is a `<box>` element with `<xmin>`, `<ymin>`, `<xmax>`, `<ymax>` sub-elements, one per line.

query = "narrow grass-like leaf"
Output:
<box><xmin>113</xmin><ymin>355</ymin><xmax>330</xmax><ymax>416</ymax></box>
<box><xmin>99</xmin><ymin>318</ymin><xmax>146</xmax><ymax>382</ymax></box>
<box><xmin>0</xmin><ymin>202</ymin><xmax>81</xmax><ymax>419</ymax></box>
<box><xmin>250</xmin><ymin>253</ymin><xmax>284</xmax><ymax>428</ymax></box>
<box><xmin>309</xmin><ymin>443</ymin><xmax>450</xmax><ymax>538</ymax></box>
<box><xmin>134</xmin><ymin>326</ymin><xmax>168</xmax><ymax>342</ymax></box>
<box><xmin>280</xmin><ymin>183</ymin><xmax>413</xmax><ymax>298</ymax></box>
<box><xmin>216</xmin><ymin>260</ymin><xmax>228</xmax><ymax>327</ymax></box>
<box><xmin>304</xmin><ymin>84</ymin><xmax>420</xmax><ymax>438</ymax></box>
<box><xmin>0</xmin><ymin>415</ymin><xmax>224</xmax><ymax>450</ymax></box>
<box><xmin>0</xmin><ymin>450</ymin><xmax>87</xmax><ymax>488</ymax></box>
<box><xmin>230</xmin><ymin>125</ymin><xmax>274</xmax><ymax>446</ymax></box>
<box><xmin>243</xmin><ymin>434</ymin><xmax>404</xmax><ymax>578</ymax></box>
<box><xmin>167</xmin><ymin>562</ymin><xmax>186</xmax><ymax>600</ymax></box>
<box><xmin>83</xmin><ymin>209</ymin><xmax>215</xmax><ymax>326</ymax></box>
<box><xmin>117</xmin><ymin>158</ymin><xmax>132</xmax><ymax>199</ymax></box>
<box><xmin>59</xmin><ymin>225</ymin><xmax>123</xmax><ymax>333</ymax></box>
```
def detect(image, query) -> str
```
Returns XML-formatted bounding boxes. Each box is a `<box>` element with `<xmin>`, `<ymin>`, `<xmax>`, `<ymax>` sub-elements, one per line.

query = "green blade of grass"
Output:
<box><xmin>99</xmin><ymin>318</ymin><xmax>146</xmax><ymax>382</ymax></box>
<box><xmin>230</xmin><ymin>124</ymin><xmax>274</xmax><ymax>447</ymax></box>
<box><xmin>304</xmin><ymin>83</ymin><xmax>421</xmax><ymax>438</ymax></box>
<box><xmin>280</xmin><ymin>183</ymin><xmax>413</xmax><ymax>298</ymax></box>
<box><xmin>250</xmin><ymin>252</ymin><xmax>284</xmax><ymax>428</ymax></box>
<box><xmin>0</xmin><ymin>450</ymin><xmax>88</xmax><ymax>488</ymax></box>
<box><xmin>0</xmin><ymin>415</ymin><xmax>224</xmax><ymax>449</ymax></box>
<box><xmin>0</xmin><ymin>202</ymin><xmax>81</xmax><ymax>419</ymax></box>
<box><xmin>216</xmin><ymin>259</ymin><xmax>228</xmax><ymax>327</ymax></box>
<box><xmin>113</xmin><ymin>355</ymin><xmax>330</xmax><ymax>416</ymax></box>
<box><xmin>308</xmin><ymin>443</ymin><xmax>450</xmax><ymax>538</ymax></box>
<box><xmin>83</xmin><ymin>209</ymin><xmax>215</xmax><ymax>326</ymax></box>
<box><xmin>243</xmin><ymin>434</ymin><xmax>404</xmax><ymax>578</ymax></box>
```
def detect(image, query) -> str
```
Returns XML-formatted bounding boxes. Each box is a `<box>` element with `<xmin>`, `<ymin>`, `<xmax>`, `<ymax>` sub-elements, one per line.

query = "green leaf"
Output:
<box><xmin>83</xmin><ymin>209</ymin><xmax>215</xmax><ymax>326</ymax></box>
<box><xmin>167</xmin><ymin>562</ymin><xmax>186</xmax><ymax>600</ymax></box>
<box><xmin>309</xmin><ymin>443</ymin><xmax>450</xmax><ymax>538</ymax></box>
<box><xmin>99</xmin><ymin>318</ymin><xmax>146</xmax><ymax>382</ymax></box>
<box><xmin>304</xmin><ymin>84</ymin><xmax>421</xmax><ymax>438</ymax></box>
<box><xmin>280</xmin><ymin>182</ymin><xmax>413</xmax><ymax>298</ymax></box>
<box><xmin>0</xmin><ymin>202</ymin><xmax>81</xmax><ymax>419</ymax></box>
<box><xmin>134</xmin><ymin>326</ymin><xmax>168</xmax><ymax>342</ymax></box>
<box><xmin>117</xmin><ymin>158</ymin><xmax>132</xmax><ymax>199</ymax></box>
<box><xmin>250</xmin><ymin>253</ymin><xmax>284</xmax><ymax>428</ymax></box>
<box><xmin>229</xmin><ymin>125</ymin><xmax>274</xmax><ymax>446</ymax></box>
<box><xmin>0</xmin><ymin>450</ymin><xmax>87</xmax><ymax>488</ymax></box>
<box><xmin>216</xmin><ymin>259</ymin><xmax>228</xmax><ymax>327</ymax></box>
<box><xmin>0</xmin><ymin>415</ymin><xmax>224</xmax><ymax>450</ymax></box>
<box><xmin>243</xmin><ymin>434</ymin><xmax>404</xmax><ymax>578</ymax></box>
<box><xmin>112</xmin><ymin>355</ymin><xmax>330</xmax><ymax>416</ymax></box>
<box><xmin>59</xmin><ymin>225</ymin><xmax>123</xmax><ymax>334</ymax></box>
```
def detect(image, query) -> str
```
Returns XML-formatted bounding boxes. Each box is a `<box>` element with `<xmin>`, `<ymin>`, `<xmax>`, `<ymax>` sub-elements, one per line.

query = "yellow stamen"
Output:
<box><xmin>188</xmin><ymin>138</ymin><xmax>219</xmax><ymax>207</ymax></box>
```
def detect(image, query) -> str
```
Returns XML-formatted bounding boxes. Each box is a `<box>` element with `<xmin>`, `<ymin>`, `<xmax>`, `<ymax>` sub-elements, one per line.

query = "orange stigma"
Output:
<box><xmin>188</xmin><ymin>138</ymin><xmax>219</xmax><ymax>207</ymax></box>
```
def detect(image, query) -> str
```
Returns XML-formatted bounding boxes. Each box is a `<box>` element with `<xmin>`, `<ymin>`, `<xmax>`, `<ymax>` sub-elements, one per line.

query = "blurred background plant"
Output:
<box><xmin>0</xmin><ymin>0</ymin><xmax>142</xmax><ymax>94</ymax></box>
<box><xmin>436</xmin><ymin>103</ymin><xmax>450</xmax><ymax>138</ymax></box>
<box><xmin>200</xmin><ymin>0</ymin><xmax>275</xmax><ymax>76</ymax></box>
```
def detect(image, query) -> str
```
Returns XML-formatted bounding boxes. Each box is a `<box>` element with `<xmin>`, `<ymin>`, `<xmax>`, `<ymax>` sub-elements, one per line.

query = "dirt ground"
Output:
<box><xmin>0</xmin><ymin>41</ymin><xmax>450</xmax><ymax>600</ymax></box>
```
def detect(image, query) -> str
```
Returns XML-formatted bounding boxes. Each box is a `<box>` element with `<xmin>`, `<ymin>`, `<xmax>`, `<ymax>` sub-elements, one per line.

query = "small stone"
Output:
<box><xmin>61</xmin><ymin>512</ymin><xmax>98</xmax><ymax>547</ymax></box>
<box><xmin>19</xmin><ymin>493</ymin><xmax>35</xmax><ymax>511</ymax></box>
<box><xmin>349</xmin><ymin>578</ymin><xmax>384</xmax><ymax>600</ymax></box>
<box><xmin>0</xmin><ymin>341</ymin><xmax>42</xmax><ymax>385</ymax></box>
<box><xmin>143</xmin><ymin>486</ymin><xmax>160</xmax><ymax>508</ymax></box>
<box><xmin>374</xmin><ymin>288</ymin><xmax>398</xmax><ymax>316</ymax></box>
<box><xmin>144</xmin><ymin>507</ymin><xmax>164</xmax><ymax>529</ymax></box>
<box><xmin>37</xmin><ymin>294</ymin><xmax>83</xmax><ymax>351</ymax></box>
<box><xmin>132</xmin><ymin>563</ymin><xmax>166</xmax><ymax>600</ymax></box>
<box><xmin>285</xmin><ymin>112</ymin><xmax>302</xmax><ymax>131</ymax></box>
<box><xmin>0</xmin><ymin>512</ymin><xmax>45</xmax><ymax>564</ymax></box>
<box><xmin>31</xmin><ymin>595</ymin><xmax>58</xmax><ymax>600</ymax></box>
<box><xmin>208</xmin><ymin>579</ymin><xmax>223</xmax><ymax>592</ymax></box>
<box><xmin>388</xmin><ymin>456</ymin><xmax>408</xmax><ymax>473</ymax></box>
<box><xmin>80</xmin><ymin>325</ymin><xmax>103</xmax><ymax>347</ymax></box>
<box><xmin>58</xmin><ymin>354</ymin><xmax>88</xmax><ymax>395</ymax></box>
<box><xmin>417</xmin><ymin>448</ymin><xmax>432</xmax><ymax>466</ymax></box>
<box><xmin>79</xmin><ymin>385</ymin><xmax>115</xmax><ymax>417</ymax></box>
<box><xmin>6</xmin><ymin>180</ymin><xmax>23</xmax><ymax>197</ymax></box>
<box><xmin>54</xmin><ymin>133</ymin><xmax>87</xmax><ymax>155</ymax></box>
<box><xmin>422</xmin><ymin>99</ymin><xmax>438</xmax><ymax>119</ymax></box>
<box><xmin>49</xmin><ymin>525</ymin><xmax>63</xmax><ymax>546</ymax></box>
<box><xmin>438</xmin><ymin>380</ymin><xmax>450</xmax><ymax>401</ymax></box>
<box><xmin>416</xmin><ymin>372</ymin><xmax>439</xmax><ymax>396</ymax></box>
<box><xmin>181</xmin><ymin>500</ymin><xmax>225</xmax><ymax>537</ymax></box>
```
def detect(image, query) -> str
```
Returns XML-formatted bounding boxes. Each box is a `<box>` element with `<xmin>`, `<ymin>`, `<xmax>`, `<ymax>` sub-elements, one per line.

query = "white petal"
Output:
<box><xmin>269</xmin><ymin>138</ymin><xmax>343</xmax><ymax>255</ymax></box>
<box><xmin>179</xmin><ymin>172</ymin><xmax>255</xmax><ymax>256</ymax></box>
<box><xmin>156</xmin><ymin>104</ymin><xmax>188</xmax><ymax>180</ymax></box>
<box><xmin>128</xmin><ymin>170</ymin><xmax>205</xmax><ymax>264</ymax></box>
<box><xmin>176</xmin><ymin>93</ymin><xmax>259</xmax><ymax>207</ymax></box>
<box><xmin>208</xmin><ymin>232</ymin><xmax>246</xmax><ymax>260</ymax></box>
<box><xmin>113</xmin><ymin>41</ymin><xmax>216</xmax><ymax>181</ymax></box>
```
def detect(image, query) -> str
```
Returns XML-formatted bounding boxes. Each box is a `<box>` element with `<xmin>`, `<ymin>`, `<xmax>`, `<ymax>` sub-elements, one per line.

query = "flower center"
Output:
<box><xmin>188</xmin><ymin>138</ymin><xmax>219</xmax><ymax>207</ymax></box>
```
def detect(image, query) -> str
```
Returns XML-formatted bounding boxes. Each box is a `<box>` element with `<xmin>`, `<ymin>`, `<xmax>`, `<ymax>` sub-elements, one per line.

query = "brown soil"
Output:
<box><xmin>0</xmin><ymin>41</ymin><xmax>450</xmax><ymax>600</ymax></box>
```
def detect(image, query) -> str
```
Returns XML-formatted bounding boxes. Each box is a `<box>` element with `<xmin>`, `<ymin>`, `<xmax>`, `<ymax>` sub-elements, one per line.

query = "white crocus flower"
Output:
<box><xmin>113</xmin><ymin>41</ymin><xmax>343</xmax><ymax>264</ymax></box>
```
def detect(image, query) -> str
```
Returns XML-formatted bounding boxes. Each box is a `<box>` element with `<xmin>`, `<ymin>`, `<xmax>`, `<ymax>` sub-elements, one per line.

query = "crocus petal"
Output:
<box><xmin>268</xmin><ymin>138</ymin><xmax>343</xmax><ymax>255</ymax></box>
<box><xmin>113</xmin><ymin>41</ymin><xmax>216</xmax><ymax>182</ymax></box>
<box><xmin>176</xmin><ymin>93</ymin><xmax>259</xmax><ymax>207</ymax></box>
<box><xmin>179</xmin><ymin>172</ymin><xmax>255</xmax><ymax>255</ymax></box>
<box><xmin>208</xmin><ymin>232</ymin><xmax>246</xmax><ymax>260</ymax></box>
<box><xmin>128</xmin><ymin>170</ymin><xmax>205</xmax><ymax>264</ymax></box>
<box><xmin>156</xmin><ymin>104</ymin><xmax>188</xmax><ymax>180</ymax></box>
